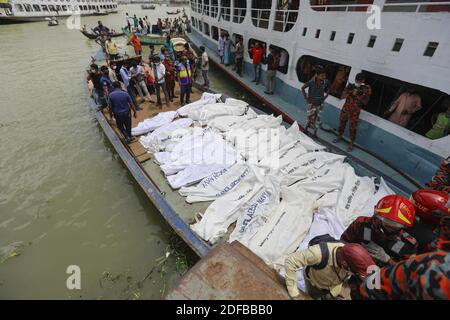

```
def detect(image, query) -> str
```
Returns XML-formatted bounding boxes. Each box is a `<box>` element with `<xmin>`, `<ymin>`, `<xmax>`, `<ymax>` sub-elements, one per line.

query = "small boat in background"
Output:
<box><xmin>166</xmin><ymin>10</ymin><xmax>180</xmax><ymax>15</ymax></box>
<box><xmin>122</xmin><ymin>28</ymin><xmax>166</xmax><ymax>45</ymax></box>
<box><xmin>141</xmin><ymin>4</ymin><xmax>156</xmax><ymax>10</ymax></box>
<box><xmin>80</xmin><ymin>29</ymin><xmax>124</xmax><ymax>40</ymax></box>
<box><xmin>46</xmin><ymin>17</ymin><xmax>58</xmax><ymax>27</ymax></box>
<box><xmin>93</xmin><ymin>11</ymin><xmax>109</xmax><ymax>16</ymax></box>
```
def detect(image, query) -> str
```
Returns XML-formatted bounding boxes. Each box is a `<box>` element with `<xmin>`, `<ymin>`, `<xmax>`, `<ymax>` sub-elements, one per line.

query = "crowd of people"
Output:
<box><xmin>284</xmin><ymin>184</ymin><xmax>450</xmax><ymax>300</ymax></box>
<box><xmin>124</xmin><ymin>11</ymin><xmax>190</xmax><ymax>37</ymax></box>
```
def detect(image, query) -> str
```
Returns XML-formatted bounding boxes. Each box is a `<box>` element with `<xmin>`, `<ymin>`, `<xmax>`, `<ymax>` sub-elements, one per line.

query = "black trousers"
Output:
<box><xmin>114</xmin><ymin>111</ymin><xmax>132</xmax><ymax>140</ymax></box>
<box><xmin>236</xmin><ymin>57</ymin><xmax>243</xmax><ymax>76</ymax></box>
<box><xmin>155</xmin><ymin>82</ymin><xmax>169</xmax><ymax>104</ymax></box>
<box><xmin>180</xmin><ymin>84</ymin><xmax>191</xmax><ymax>105</ymax></box>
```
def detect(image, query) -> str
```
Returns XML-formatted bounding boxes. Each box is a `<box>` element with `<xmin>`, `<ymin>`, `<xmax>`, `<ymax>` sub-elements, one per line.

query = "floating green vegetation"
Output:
<box><xmin>97</xmin><ymin>231</ymin><xmax>199</xmax><ymax>300</ymax></box>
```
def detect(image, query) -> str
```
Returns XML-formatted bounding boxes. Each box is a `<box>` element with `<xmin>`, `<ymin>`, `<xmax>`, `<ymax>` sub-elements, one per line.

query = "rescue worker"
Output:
<box><xmin>334</xmin><ymin>73</ymin><xmax>372</xmax><ymax>152</ymax></box>
<box><xmin>285</xmin><ymin>242</ymin><xmax>375</xmax><ymax>300</ymax></box>
<box><xmin>427</xmin><ymin>156</ymin><xmax>450</xmax><ymax>193</ymax></box>
<box><xmin>407</xmin><ymin>189</ymin><xmax>449</xmax><ymax>253</ymax></box>
<box><xmin>351</xmin><ymin>251</ymin><xmax>450</xmax><ymax>300</ymax></box>
<box><xmin>341</xmin><ymin>195</ymin><xmax>418</xmax><ymax>265</ymax></box>
<box><xmin>178</xmin><ymin>55</ymin><xmax>192</xmax><ymax>106</ymax></box>
<box><xmin>428</xmin><ymin>216</ymin><xmax>450</xmax><ymax>252</ymax></box>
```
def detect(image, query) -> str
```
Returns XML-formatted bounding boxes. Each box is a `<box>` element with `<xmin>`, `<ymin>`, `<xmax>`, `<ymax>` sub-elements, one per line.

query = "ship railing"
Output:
<box><xmin>232</xmin><ymin>7</ymin><xmax>246</xmax><ymax>23</ymax></box>
<box><xmin>310</xmin><ymin>1</ymin><xmax>450</xmax><ymax>13</ymax></box>
<box><xmin>251</xmin><ymin>8</ymin><xmax>271</xmax><ymax>29</ymax></box>
<box><xmin>210</xmin><ymin>5</ymin><xmax>219</xmax><ymax>17</ymax></box>
<box><xmin>273</xmin><ymin>9</ymin><xmax>298</xmax><ymax>32</ymax></box>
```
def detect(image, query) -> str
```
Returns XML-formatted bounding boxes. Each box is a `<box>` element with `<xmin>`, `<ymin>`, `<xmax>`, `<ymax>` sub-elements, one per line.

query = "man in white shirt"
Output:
<box><xmin>152</xmin><ymin>56</ymin><xmax>170</xmax><ymax>108</ymax></box>
<box><xmin>130</xmin><ymin>61</ymin><xmax>152</xmax><ymax>103</ymax></box>
<box><xmin>200</xmin><ymin>46</ymin><xmax>210</xmax><ymax>88</ymax></box>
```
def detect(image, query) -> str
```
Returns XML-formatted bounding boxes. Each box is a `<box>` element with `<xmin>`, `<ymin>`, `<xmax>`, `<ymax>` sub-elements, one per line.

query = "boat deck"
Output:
<box><xmin>187</xmin><ymin>32</ymin><xmax>420</xmax><ymax>196</ymax></box>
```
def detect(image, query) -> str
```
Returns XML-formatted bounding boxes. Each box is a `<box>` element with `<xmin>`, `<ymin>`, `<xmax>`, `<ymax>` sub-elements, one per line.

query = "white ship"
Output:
<box><xmin>0</xmin><ymin>0</ymin><xmax>118</xmax><ymax>23</ymax></box>
<box><xmin>188</xmin><ymin>0</ymin><xmax>450</xmax><ymax>185</ymax></box>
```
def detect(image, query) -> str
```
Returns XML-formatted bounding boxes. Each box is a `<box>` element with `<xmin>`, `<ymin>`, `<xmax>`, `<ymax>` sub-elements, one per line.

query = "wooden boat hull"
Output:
<box><xmin>122</xmin><ymin>29</ymin><xmax>166</xmax><ymax>45</ymax></box>
<box><xmin>80</xmin><ymin>30</ymin><xmax>124</xmax><ymax>40</ymax></box>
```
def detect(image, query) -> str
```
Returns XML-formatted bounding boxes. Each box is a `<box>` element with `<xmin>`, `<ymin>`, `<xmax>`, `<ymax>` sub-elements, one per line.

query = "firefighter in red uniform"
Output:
<box><xmin>341</xmin><ymin>195</ymin><xmax>418</xmax><ymax>266</ymax></box>
<box><xmin>427</xmin><ymin>156</ymin><xmax>450</xmax><ymax>193</ymax></box>
<box><xmin>408</xmin><ymin>189</ymin><xmax>450</xmax><ymax>252</ymax></box>
<box><xmin>351</xmin><ymin>251</ymin><xmax>450</xmax><ymax>300</ymax></box>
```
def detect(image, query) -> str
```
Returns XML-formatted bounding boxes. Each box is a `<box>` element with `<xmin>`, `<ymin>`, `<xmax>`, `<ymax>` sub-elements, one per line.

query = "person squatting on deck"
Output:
<box><xmin>302</xmin><ymin>66</ymin><xmax>330</xmax><ymax>137</ymax></box>
<box><xmin>107</xmin><ymin>81</ymin><xmax>138</xmax><ymax>144</ymax></box>
<box><xmin>334</xmin><ymin>73</ymin><xmax>372</xmax><ymax>151</ymax></box>
<box><xmin>285</xmin><ymin>241</ymin><xmax>375</xmax><ymax>300</ymax></box>
<box><xmin>178</xmin><ymin>56</ymin><xmax>193</xmax><ymax>106</ymax></box>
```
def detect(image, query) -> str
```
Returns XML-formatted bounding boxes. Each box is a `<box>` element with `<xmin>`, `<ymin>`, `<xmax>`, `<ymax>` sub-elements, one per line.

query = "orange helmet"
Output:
<box><xmin>410</xmin><ymin>189</ymin><xmax>450</xmax><ymax>227</ymax></box>
<box><xmin>374</xmin><ymin>195</ymin><xmax>415</xmax><ymax>228</ymax></box>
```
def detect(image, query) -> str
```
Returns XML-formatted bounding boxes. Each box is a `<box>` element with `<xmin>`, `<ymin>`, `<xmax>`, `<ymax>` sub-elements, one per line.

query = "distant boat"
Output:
<box><xmin>141</xmin><ymin>4</ymin><xmax>156</xmax><ymax>10</ymax></box>
<box><xmin>166</xmin><ymin>10</ymin><xmax>180</xmax><ymax>15</ymax></box>
<box><xmin>46</xmin><ymin>17</ymin><xmax>59</xmax><ymax>27</ymax></box>
<box><xmin>93</xmin><ymin>11</ymin><xmax>109</xmax><ymax>16</ymax></box>
<box><xmin>80</xmin><ymin>29</ymin><xmax>124</xmax><ymax>40</ymax></box>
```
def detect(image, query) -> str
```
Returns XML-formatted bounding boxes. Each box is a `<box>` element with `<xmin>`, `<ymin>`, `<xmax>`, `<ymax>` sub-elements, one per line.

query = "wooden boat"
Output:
<box><xmin>80</xmin><ymin>29</ymin><xmax>124</xmax><ymax>40</ymax></box>
<box><xmin>141</xmin><ymin>4</ymin><xmax>156</xmax><ymax>10</ymax></box>
<box><xmin>166</xmin><ymin>10</ymin><xmax>180</xmax><ymax>15</ymax></box>
<box><xmin>122</xmin><ymin>28</ymin><xmax>166</xmax><ymax>45</ymax></box>
<box><xmin>85</xmin><ymin>47</ymin><xmax>417</xmax><ymax>299</ymax></box>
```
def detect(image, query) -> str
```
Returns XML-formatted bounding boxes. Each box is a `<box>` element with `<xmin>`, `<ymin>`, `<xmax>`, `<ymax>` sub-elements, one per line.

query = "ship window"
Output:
<box><xmin>24</xmin><ymin>4</ymin><xmax>33</xmax><ymax>12</ymax></box>
<box><xmin>203</xmin><ymin>0</ymin><xmax>210</xmax><ymax>16</ymax></box>
<box><xmin>367</xmin><ymin>35</ymin><xmax>377</xmax><ymax>48</ymax></box>
<box><xmin>310</xmin><ymin>0</ymin><xmax>374</xmax><ymax>12</ymax></box>
<box><xmin>251</xmin><ymin>0</ymin><xmax>272</xmax><ymax>29</ymax></box>
<box><xmin>248</xmin><ymin>38</ymin><xmax>267</xmax><ymax>60</ymax></box>
<box><xmin>211</xmin><ymin>0</ymin><xmax>218</xmax><ymax>17</ymax></box>
<box><xmin>269</xmin><ymin>44</ymin><xmax>289</xmax><ymax>74</ymax></box>
<box><xmin>220</xmin><ymin>0</ymin><xmax>231</xmax><ymax>21</ymax></box>
<box><xmin>212</xmin><ymin>26</ymin><xmax>219</xmax><ymax>40</ymax></box>
<box><xmin>56</xmin><ymin>5</ymin><xmax>61</xmax><ymax>11</ymax></box>
<box><xmin>424</xmin><ymin>42</ymin><xmax>439</xmax><ymax>57</ymax></box>
<box><xmin>190</xmin><ymin>17</ymin><xmax>196</xmax><ymax>28</ymax></box>
<box><xmin>14</xmin><ymin>4</ymin><xmax>24</xmax><ymax>11</ymax></box>
<box><xmin>199</xmin><ymin>20</ymin><xmax>203</xmax><ymax>32</ymax></box>
<box><xmin>392</xmin><ymin>38</ymin><xmax>404</xmax><ymax>52</ymax></box>
<box><xmin>315</xmin><ymin>29</ymin><xmax>321</xmax><ymax>39</ymax></box>
<box><xmin>330</xmin><ymin>31</ymin><xmax>336</xmax><ymax>41</ymax></box>
<box><xmin>233</xmin><ymin>0</ymin><xmax>246</xmax><ymax>23</ymax></box>
<box><xmin>347</xmin><ymin>33</ymin><xmax>355</xmax><ymax>44</ymax></box>
<box><xmin>360</xmin><ymin>70</ymin><xmax>449</xmax><ymax>137</ymax></box>
<box><xmin>204</xmin><ymin>22</ymin><xmax>210</xmax><ymax>36</ymax></box>
<box><xmin>273</xmin><ymin>0</ymin><xmax>299</xmax><ymax>32</ymax></box>
<box><xmin>190</xmin><ymin>0</ymin><xmax>196</xmax><ymax>12</ymax></box>
<box><xmin>302</xmin><ymin>27</ymin><xmax>307</xmax><ymax>36</ymax></box>
<box><xmin>383</xmin><ymin>0</ymin><xmax>450</xmax><ymax>13</ymax></box>
<box><xmin>62</xmin><ymin>5</ymin><xmax>67</xmax><ymax>11</ymax></box>
<box><xmin>33</xmin><ymin>4</ymin><xmax>41</xmax><ymax>11</ymax></box>
<box><xmin>41</xmin><ymin>5</ymin><xmax>48</xmax><ymax>11</ymax></box>
<box><xmin>296</xmin><ymin>55</ymin><xmax>351</xmax><ymax>99</ymax></box>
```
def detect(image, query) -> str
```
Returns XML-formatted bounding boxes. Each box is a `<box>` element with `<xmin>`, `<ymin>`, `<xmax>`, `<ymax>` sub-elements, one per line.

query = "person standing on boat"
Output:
<box><xmin>284</xmin><ymin>242</ymin><xmax>375</xmax><ymax>300</ymax></box>
<box><xmin>164</xmin><ymin>36</ymin><xmax>175</xmax><ymax>61</ymax></box>
<box><xmin>119</xmin><ymin>62</ymin><xmax>140</xmax><ymax>111</ymax></box>
<box><xmin>178</xmin><ymin>56</ymin><xmax>192</xmax><ymax>106</ymax></box>
<box><xmin>152</xmin><ymin>56</ymin><xmax>170</xmax><ymax>108</ymax></box>
<box><xmin>249</xmin><ymin>42</ymin><xmax>265</xmax><ymax>86</ymax></box>
<box><xmin>128</xmin><ymin>32</ymin><xmax>142</xmax><ymax>56</ymax></box>
<box><xmin>384</xmin><ymin>87</ymin><xmax>422</xmax><ymax>128</ymax></box>
<box><xmin>132</xmin><ymin>15</ymin><xmax>139</xmax><ymax>30</ymax></box>
<box><xmin>200</xmin><ymin>46</ymin><xmax>210</xmax><ymax>89</ymax></box>
<box><xmin>105</xmin><ymin>36</ymin><xmax>119</xmax><ymax>61</ymax></box>
<box><xmin>130</xmin><ymin>61</ymin><xmax>152</xmax><ymax>103</ymax></box>
<box><xmin>234</xmin><ymin>37</ymin><xmax>244</xmax><ymax>77</ymax></box>
<box><xmin>341</xmin><ymin>195</ymin><xmax>419</xmax><ymax>266</ymax></box>
<box><xmin>223</xmin><ymin>33</ymin><xmax>233</xmax><ymax>67</ymax></box>
<box><xmin>163</xmin><ymin>56</ymin><xmax>177</xmax><ymax>102</ymax></box>
<box><xmin>218</xmin><ymin>31</ymin><xmax>226</xmax><ymax>64</ymax></box>
<box><xmin>124</xmin><ymin>13</ymin><xmax>131</xmax><ymax>31</ymax></box>
<box><xmin>301</xmin><ymin>66</ymin><xmax>330</xmax><ymax>137</ymax></box>
<box><xmin>100</xmin><ymin>66</ymin><xmax>114</xmax><ymax>100</ymax></box>
<box><xmin>93</xmin><ymin>21</ymin><xmax>109</xmax><ymax>35</ymax></box>
<box><xmin>334</xmin><ymin>73</ymin><xmax>372</xmax><ymax>151</ymax></box>
<box><xmin>88</xmin><ymin>64</ymin><xmax>107</xmax><ymax>109</ymax></box>
<box><xmin>264</xmin><ymin>47</ymin><xmax>280</xmax><ymax>95</ymax></box>
<box><xmin>108</xmin><ymin>62</ymin><xmax>118</xmax><ymax>83</ymax></box>
<box><xmin>108</xmin><ymin>81</ymin><xmax>138</xmax><ymax>144</ymax></box>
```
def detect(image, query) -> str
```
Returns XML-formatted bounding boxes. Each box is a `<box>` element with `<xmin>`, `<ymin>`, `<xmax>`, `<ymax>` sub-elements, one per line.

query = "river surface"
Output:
<box><xmin>0</xmin><ymin>4</ymin><xmax>255</xmax><ymax>300</ymax></box>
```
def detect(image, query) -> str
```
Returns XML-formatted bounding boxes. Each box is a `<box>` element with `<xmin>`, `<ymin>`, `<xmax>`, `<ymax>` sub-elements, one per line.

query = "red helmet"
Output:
<box><xmin>410</xmin><ymin>189</ymin><xmax>450</xmax><ymax>227</ymax></box>
<box><xmin>374</xmin><ymin>195</ymin><xmax>415</xmax><ymax>228</ymax></box>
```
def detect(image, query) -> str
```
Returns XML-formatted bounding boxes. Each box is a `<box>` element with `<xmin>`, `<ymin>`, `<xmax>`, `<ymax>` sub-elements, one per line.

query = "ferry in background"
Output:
<box><xmin>187</xmin><ymin>0</ymin><xmax>450</xmax><ymax>186</ymax></box>
<box><xmin>0</xmin><ymin>0</ymin><xmax>118</xmax><ymax>23</ymax></box>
